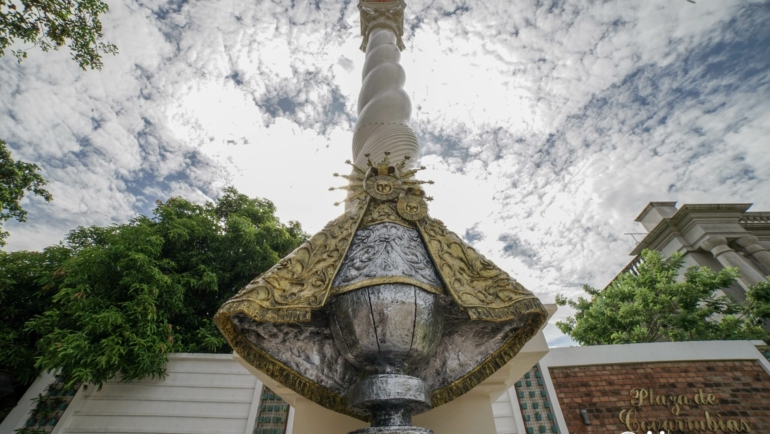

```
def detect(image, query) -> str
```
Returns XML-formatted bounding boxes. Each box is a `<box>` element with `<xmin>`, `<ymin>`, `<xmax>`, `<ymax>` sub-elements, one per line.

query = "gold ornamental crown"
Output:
<box><xmin>329</xmin><ymin>152</ymin><xmax>433</xmax><ymax>206</ymax></box>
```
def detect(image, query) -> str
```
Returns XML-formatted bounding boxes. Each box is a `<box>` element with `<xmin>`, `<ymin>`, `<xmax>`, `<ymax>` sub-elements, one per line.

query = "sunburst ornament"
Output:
<box><xmin>329</xmin><ymin>152</ymin><xmax>434</xmax><ymax>211</ymax></box>
<box><xmin>396</xmin><ymin>185</ymin><xmax>432</xmax><ymax>221</ymax></box>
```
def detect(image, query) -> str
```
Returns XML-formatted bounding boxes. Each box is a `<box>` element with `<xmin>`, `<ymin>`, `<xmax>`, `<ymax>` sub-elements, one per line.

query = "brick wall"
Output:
<box><xmin>549</xmin><ymin>360</ymin><xmax>770</xmax><ymax>433</ymax></box>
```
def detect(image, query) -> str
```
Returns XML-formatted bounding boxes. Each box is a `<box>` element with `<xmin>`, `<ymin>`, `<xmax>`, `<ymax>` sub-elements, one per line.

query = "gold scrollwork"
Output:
<box><xmin>360</xmin><ymin>201</ymin><xmax>413</xmax><ymax>228</ymax></box>
<box><xmin>217</xmin><ymin>199</ymin><xmax>369</xmax><ymax>323</ymax></box>
<box><xmin>416</xmin><ymin>216</ymin><xmax>543</xmax><ymax>322</ymax></box>
<box><xmin>331</xmin><ymin>276</ymin><xmax>444</xmax><ymax>297</ymax></box>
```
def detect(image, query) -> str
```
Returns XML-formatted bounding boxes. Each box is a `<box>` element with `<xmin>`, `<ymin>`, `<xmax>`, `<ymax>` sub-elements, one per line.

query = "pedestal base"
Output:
<box><xmin>349</xmin><ymin>427</ymin><xmax>433</xmax><ymax>434</ymax></box>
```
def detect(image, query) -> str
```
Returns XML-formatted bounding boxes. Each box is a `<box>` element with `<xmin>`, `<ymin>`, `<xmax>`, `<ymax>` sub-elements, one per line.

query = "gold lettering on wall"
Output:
<box><xmin>619</xmin><ymin>389</ymin><xmax>750</xmax><ymax>433</ymax></box>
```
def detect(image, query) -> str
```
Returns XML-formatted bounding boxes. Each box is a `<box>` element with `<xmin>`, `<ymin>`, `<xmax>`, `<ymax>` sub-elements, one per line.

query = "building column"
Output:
<box><xmin>734</xmin><ymin>235</ymin><xmax>770</xmax><ymax>276</ymax></box>
<box><xmin>701</xmin><ymin>236</ymin><xmax>766</xmax><ymax>290</ymax></box>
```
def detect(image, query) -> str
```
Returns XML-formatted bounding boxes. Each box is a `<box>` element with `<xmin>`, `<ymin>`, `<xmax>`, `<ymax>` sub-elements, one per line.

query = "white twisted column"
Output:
<box><xmin>352</xmin><ymin>26</ymin><xmax>419</xmax><ymax>170</ymax></box>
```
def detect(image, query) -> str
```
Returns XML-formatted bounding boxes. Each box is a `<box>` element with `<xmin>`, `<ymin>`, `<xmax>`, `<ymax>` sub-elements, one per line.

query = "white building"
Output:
<box><xmin>6</xmin><ymin>339</ymin><xmax>770</xmax><ymax>434</ymax></box>
<box><xmin>612</xmin><ymin>202</ymin><xmax>770</xmax><ymax>299</ymax></box>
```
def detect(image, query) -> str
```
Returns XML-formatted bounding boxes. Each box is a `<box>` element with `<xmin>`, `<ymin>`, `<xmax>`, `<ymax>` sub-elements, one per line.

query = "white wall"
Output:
<box><xmin>0</xmin><ymin>371</ymin><xmax>57</xmax><ymax>434</ymax></box>
<box><xmin>53</xmin><ymin>353</ymin><xmax>263</xmax><ymax>434</ymax></box>
<box><xmin>492</xmin><ymin>388</ymin><xmax>523</xmax><ymax>434</ymax></box>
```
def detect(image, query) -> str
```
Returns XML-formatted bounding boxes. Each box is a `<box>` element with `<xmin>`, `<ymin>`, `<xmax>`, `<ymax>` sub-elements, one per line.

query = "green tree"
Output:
<box><xmin>6</xmin><ymin>188</ymin><xmax>305</xmax><ymax>390</ymax></box>
<box><xmin>1</xmin><ymin>0</ymin><xmax>116</xmax><ymax>70</ymax></box>
<box><xmin>0</xmin><ymin>246</ymin><xmax>71</xmax><ymax>385</ymax></box>
<box><xmin>1</xmin><ymin>0</ymin><xmax>116</xmax><ymax>246</ymax></box>
<box><xmin>0</xmin><ymin>140</ymin><xmax>52</xmax><ymax>247</ymax></box>
<box><xmin>0</xmin><ymin>246</ymin><xmax>71</xmax><ymax>421</ymax></box>
<box><xmin>555</xmin><ymin>249</ymin><xmax>770</xmax><ymax>345</ymax></box>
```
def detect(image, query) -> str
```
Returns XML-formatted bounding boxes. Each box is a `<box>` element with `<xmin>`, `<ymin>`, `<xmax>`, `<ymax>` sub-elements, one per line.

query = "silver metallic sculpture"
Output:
<box><xmin>331</xmin><ymin>223</ymin><xmax>442</xmax><ymax>433</ymax></box>
<box><xmin>215</xmin><ymin>2</ymin><xmax>547</xmax><ymax>433</ymax></box>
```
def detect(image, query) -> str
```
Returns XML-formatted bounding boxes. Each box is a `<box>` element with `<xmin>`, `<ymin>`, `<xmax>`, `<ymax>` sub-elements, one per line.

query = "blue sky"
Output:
<box><xmin>1</xmin><ymin>0</ymin><xmax>769</xmax><ymax>346</ymax></box>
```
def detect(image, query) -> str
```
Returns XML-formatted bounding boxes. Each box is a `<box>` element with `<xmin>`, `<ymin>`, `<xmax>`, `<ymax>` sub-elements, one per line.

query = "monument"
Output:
<box><xmin>214</xmin><ymin>2</ymin><xmax>548</xmax><ymax>433</ymax></box>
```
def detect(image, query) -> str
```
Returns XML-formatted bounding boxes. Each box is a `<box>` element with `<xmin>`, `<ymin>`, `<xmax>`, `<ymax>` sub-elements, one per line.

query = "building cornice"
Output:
<box><xmin>740</xmin><ymin>212</ymin><xmax>770</xmax><ymax>235</ymax></box>
<box><xmin>630</xmin><ymin>203</ymin><xmax>753</xmax><ymax>256</ymax></box>
<box><xmin>634</xmin><ymin>201</ymin><xmax>677</xmax><ymax>223</ymax></box>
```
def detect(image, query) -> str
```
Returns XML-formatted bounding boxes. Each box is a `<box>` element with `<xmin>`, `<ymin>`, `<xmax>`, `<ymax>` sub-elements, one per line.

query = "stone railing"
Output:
<box><xmin>603</xmin><ymin>254</ymin><xmax>643</xmax><ymax>290</ymax></box>
<box><xmin>739</xmin><ymin>212</ymin><xmax>770</xmax><ymax>225</ymax></box>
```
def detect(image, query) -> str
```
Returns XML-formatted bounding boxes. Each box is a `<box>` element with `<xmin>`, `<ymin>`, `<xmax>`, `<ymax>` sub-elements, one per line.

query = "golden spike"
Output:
<box><xmin>402</xmin><ymin>180</ymin><xmax>433</xmax><ymax>186</ymax></box>
<box><xmin>402</xmin><ymin>166</ymin><xmax>424</xmax><ymax>175</ymax></box>
<box><xmin>334</xmin><ymin>189</ymin><xmax>367</xmax><ymax>207</ymax></box>
<box><xmin>336</xmin><ymin>173</ymin><xmax>363</xmax><ymax>181</ymax></box>
<box><xmin>345</xmin><ymin>160</ymin><xmax>366</xmax><ymax>175</ymax></box>
<box><xmin>426</xmin><ymin>196</ymin><xmax>434</xmax><ymax>201</ymax></box>
<box><xmin>396</xmin><ymin>155</ymin><xmax>412</xmax><ymax>171</ymax></box>
<box><xmin>330</xmin><ymin>183</ymin><xmax>363</xmax><ymax>191</ymax></box>
<box><xmin>364</xmin><ymin>154</ymin><xmax>375</xmax><ymax>167</ymax></box>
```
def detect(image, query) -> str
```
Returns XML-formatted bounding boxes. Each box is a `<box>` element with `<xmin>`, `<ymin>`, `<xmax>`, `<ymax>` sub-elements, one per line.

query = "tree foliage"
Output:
<box><xmin>0</xmin><ymin>247</ymin><xmax>71</xmax><ymax>383</ymax></box>
<box><xmin>555</xmin><ymin>249</ymin><xmax>770</xmax><ymax>345</ymax></box>
<box><xmin>0</xmin><ymin>188</ymin><xmax>305</xmax><ymax>392</ymax></box>
<box><xmin>0</xmin><ymin>139</ymin><xmax>52</xmax><ymax>247</ymax></box>
<box><xmin>1</xmin><ymin>0</ymin><xmax>116</xmax><ymax>69</ymax></box>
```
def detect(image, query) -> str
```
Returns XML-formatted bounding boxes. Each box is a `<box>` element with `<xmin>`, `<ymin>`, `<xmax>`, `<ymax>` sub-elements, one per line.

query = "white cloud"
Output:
<box><xmin>2</xmin><ymin>0</ymin><xmax>769</xmax><ymax>347</ymax></box>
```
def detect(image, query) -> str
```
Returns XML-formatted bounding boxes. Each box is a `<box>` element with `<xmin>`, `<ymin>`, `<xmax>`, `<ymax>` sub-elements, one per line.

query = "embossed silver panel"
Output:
<box><xmin>332</xmin><ymin>223</ymin><xmax>443</xmax><ymax>290</ymax></box>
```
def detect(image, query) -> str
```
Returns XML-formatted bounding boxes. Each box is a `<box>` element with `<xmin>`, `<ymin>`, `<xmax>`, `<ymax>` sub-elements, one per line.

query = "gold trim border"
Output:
<box><xmin>318</xmin><ymin>199</ymin><xmax>370</xmax><ymax>308</ymax></box>
<box><xmin>331</xmin><ymin>276</ymin><xmax>445</xmax><ymax>297</ymax></box>
<box><xmin>215</xmin><ymin>306</ymin><xmax>370</xmax><ymax>421</ymax></box>
<box><xmin>430</xmin><ymin>297</ymin><xmax>547</xmax><ymax>407</ymax></box>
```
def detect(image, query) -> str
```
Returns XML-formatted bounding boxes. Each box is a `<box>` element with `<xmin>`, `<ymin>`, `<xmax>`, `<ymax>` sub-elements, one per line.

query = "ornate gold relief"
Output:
<box><xmin>396</xmin><ymin>186</ymin><xmax>429</xmax><ymax>222</ymax></box>
<box><xmin>216</xmin><ymin>198</ymin><xmax>369</xmax><ymax>324</ymax></box>
<box><xmin>416</xmin><ymin>216</ymin><xmax>543</xmax><ymax>322</ymax></box>
<box><xmin>329</xmin><ymin>153</ymin><xmax>433</xmax><ymax>209</ymax></box>
<box><xmin>365</xmin><ymin>174</ymin><xmax>402</xmax><ymax>200</ymax></box>
<box><xmin>360</xmin><ymin>201</ymin><xmax>413</xmax><ymax>228</ymax></box>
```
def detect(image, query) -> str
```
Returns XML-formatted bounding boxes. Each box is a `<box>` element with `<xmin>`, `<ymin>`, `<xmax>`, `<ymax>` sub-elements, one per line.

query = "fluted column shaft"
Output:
<box><xmin>734</xmin><ymin>235</ymin><xmax>770</xmax><ymax>276</ymax></box>
<box><xmin>701</xmin><ymin>236</ymin><xmax>766</xmax><ymax>290</ymax></box>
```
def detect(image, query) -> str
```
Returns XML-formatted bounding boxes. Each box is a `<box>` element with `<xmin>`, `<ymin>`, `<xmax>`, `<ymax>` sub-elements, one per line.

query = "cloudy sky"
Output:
<box><xmin>2</xmin><ymin>0</ymin><xmax>769</xmax><ymax>346</ymax></box>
